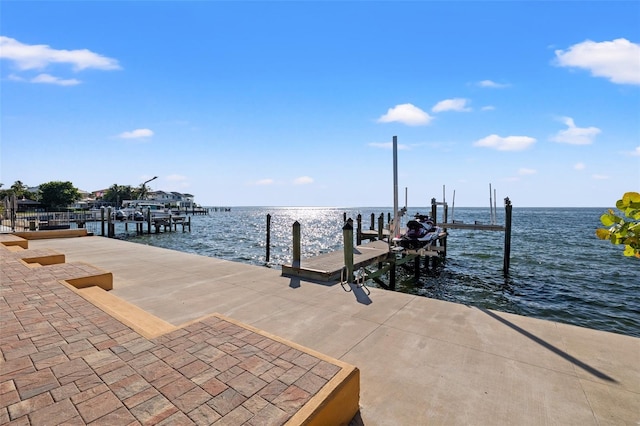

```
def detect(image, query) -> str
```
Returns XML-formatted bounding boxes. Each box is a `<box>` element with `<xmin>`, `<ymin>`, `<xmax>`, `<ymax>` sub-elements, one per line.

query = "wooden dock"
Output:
<box><xmin>282</xmin><ymin>240</ymin><xmax>392</xmax><ymax>282</ymax></box>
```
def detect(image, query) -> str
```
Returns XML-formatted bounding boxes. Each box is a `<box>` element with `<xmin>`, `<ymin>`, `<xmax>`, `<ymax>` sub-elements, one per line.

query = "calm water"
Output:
<box><xmin>109</xmin><ymin>207</ymin><xmax>640</xmax><ymax>338</ymax></box>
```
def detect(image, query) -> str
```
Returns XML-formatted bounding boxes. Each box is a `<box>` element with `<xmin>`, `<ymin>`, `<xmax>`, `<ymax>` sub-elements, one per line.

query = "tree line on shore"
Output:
<box><xmin>0</xmin><ymin>180</ymin><xmax>149</xmax><ymax>211</ymax></box>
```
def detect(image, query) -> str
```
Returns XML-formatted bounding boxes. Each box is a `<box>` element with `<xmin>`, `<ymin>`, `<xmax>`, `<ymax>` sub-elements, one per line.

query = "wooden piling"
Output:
<box><xmin>343</xmin><ymin>221</ymin><xmax>354</xmax><ymax>283</ymax></box>
<box><xmin>389</xmin><ymin>256</ymin><xmax>396</xmax><ymax>291</ymax></box>
<box><xmin>101</xmin><ymin>207</ymin><xmax>106</xmax><ymax>236</ymax></box>
<box><xmin>356</xmin><ymin>214</ymin><xmax>362</xmax><ymax>246</ymax></box>
<box><xmin>266</xmin><ymin>214</ymin><xmax>271</xmax><ymax>263</ymax></box>
<box><xmin>503</xmin><ymin>197</ymin><xmax>512</xmax><ymax>275</ymax></box>
<box><xmin>378</xmin><ymin>214</ymin><xmax>384</xmax><ymax>240</ymax></box>
<box><xmin>431</xmin><ymin>198</ymin><xmax>437</xmax><ymax>221</ymax></box>
<box><xmin>370</xmin><ymin>213</ymin><xmax>375</xmax><ymax>231</ymax></box>
<box><xmin>107</xmin><ymin>207</ymin><xmax>113</xmax><ymax>238</ymax></box>
<box><xmin>292</xmin><ymin>221</ymin><xmax>301</xmax><ymax>268</ymax></box>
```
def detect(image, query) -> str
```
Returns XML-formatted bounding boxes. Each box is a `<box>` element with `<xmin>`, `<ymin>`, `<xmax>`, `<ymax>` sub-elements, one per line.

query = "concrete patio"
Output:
<box><xmin>3</xmin><ymin>234</ymin><xmax>639</xmax><ymax>425</ymax></box>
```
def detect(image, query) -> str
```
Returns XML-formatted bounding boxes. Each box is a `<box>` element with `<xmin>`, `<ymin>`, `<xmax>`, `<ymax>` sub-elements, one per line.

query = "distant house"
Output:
<box><xmin>147</xmin><ymin>190</ymin><xmax>196</xmax><ymax>209</ymax></box>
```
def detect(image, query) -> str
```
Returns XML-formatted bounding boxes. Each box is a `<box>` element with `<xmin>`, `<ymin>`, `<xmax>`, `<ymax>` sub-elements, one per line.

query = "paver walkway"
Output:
<box><xmin>0</xmin><ymin>238</ymin><xmax>357</xmax><ymax>425</ymax></box>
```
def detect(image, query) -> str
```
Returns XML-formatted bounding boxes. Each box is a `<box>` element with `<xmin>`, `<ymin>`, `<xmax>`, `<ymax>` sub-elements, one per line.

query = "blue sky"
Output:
<box><xmin>1</xmin><ymin>1</ymin><xmax>639</xmax><ymax>208</ymax></box>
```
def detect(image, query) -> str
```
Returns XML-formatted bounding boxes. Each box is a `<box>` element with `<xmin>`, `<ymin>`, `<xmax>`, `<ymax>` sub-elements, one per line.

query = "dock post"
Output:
<box><xmin>343</xmin><ymin>221</ymin><xmax>354</xmax><ymax>283</ymax></box>
<box><xmin>343</xmin><ymin>212</ymin><xmax>347</xmax><ymax>223</ymax></box>
<box><xmin>100</xmin><ymin>207</ymin><xmax>105</xmax><ymax>236</ymax></box>
<box><xmin>370</xmin><ymin>213</ymin><xmax>375</xmax><ymax>230</ymax></box>
<box><xmin>389</xmin><ymin>257</ymin><xmax>396</xmax><ymax>291</ymax></box>
<box><xmin>414</xmin><ymin>255</ymin><xmax>421</xmax><ymax>281</ymax></box>
<box><xmin>146</xmin><ymin>209</ymin><xmax>151</xmax><ymax>234</ymax></box>
<box><xmin>292</xmin><ymin>221</ymin><xmax>301</xmax><ymax>268</ymax></box>
<box><xmin>378</xmin><ymin>214</ymin><xmax>384</xmax><ymax>240</ymax></box>
<box><xmin>107</xmin><ymin>207</ymin><xmax>113</xmax><ymax>238</ymax></box>
<box><xmin>431</xmin><ymin>198</ymin><xmax>437</xmax><ymax>221</ymax></box>
<box><xmin>266</xmin><ymin>214</ymin><xmax>271</xmax><ymax>263</ymax></box>
<box><xmin>503</xmin><ymin>197</ymin><xmax>512</xmax><ymax>275</ymax></box>
<box><xmin>356</xmin><ymin>214</ymin><xmax>362</xmax><ymax>245</ymax></box>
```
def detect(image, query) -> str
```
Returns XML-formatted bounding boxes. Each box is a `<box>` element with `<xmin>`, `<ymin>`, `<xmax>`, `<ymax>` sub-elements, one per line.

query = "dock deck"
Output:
<box><xmin>281</xmin><ymin>240</ymin><xmax>392</xmax><ymax>282</ymax></box>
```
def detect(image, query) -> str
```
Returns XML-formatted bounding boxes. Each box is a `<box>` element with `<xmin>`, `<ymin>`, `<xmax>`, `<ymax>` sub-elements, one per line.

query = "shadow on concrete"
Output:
<box><xmin>349</xmin><ymin>283</ymin><xmax>372</xmax><ymax>305</ymax></box>
<box><xmin>287</xmin><ymin>276</ymin><xmax>340</xmax><ymax>289</ymax></box>
<box><xmin>480</xmin><ymin>308</ymin><xmax>617</xmax><ymax>383</ymax></box>
<box><xmin>289</xmin><ymin>276</ymin><xmax>301</xmax><ymax>289</ymax></box>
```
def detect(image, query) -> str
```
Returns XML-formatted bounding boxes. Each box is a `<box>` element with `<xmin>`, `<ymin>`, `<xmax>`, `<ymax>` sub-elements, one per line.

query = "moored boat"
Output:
<box><xmin>392</xmin><ymin>214</ymin><xmax>446</xmax><ymax>250</ymax></box>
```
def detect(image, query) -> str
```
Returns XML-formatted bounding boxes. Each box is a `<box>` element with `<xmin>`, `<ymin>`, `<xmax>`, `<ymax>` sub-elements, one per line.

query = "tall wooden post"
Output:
<box><xmin>107</xmin><ymin>207</ymin><xmax>113</xmax><ymax>237</ymax></box>
<box><xmin>503</xmin><ymin>197</ymin><xmax>512</xmax><ymax>275</ymax></box>
<box><xmin>431</xmin><ymin>198</ymin><xmax>437</xmax><ymax>221</ymax></box>
<box><xmin>343</xmin><ymin>221</ymin><xmax>354</xmax><ymax>283</ymax></box>
<box><xmin>370</xmin><ymin>213</ymin><xmax>375</xmax><ymax>230</ymax></box>
<box><xmin>356</xmin><ymin>214</ymin><xmax>362</xmax><ymax>245</ymax></box>
<box><xmin>292</xmin><ymin>221</ymin><xmax>301</xmax><ymax>268</ymax></box>
<box><xmin>378</xmin><ymin>214</ymin><xmax>384</xmax><ymax>240</ymax></box>
<box><xmin>101</xmin><ymin>207</ymin><xmax>105</xmax><ymax>236</ymax></box>
<box><xmin>266</xmin><ymin>214</ymin><xmax>271</xmax><ymax>263</ymax></box>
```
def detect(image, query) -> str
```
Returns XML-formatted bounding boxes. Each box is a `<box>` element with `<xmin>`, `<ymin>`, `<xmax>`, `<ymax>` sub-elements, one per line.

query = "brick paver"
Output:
<box><xmin>0</xmin><ymin>243</ymin><xmax>342</xmax><ymax>425</ymax></box>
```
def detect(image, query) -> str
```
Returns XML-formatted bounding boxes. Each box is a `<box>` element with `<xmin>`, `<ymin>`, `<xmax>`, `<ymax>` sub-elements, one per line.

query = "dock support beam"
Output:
<box><xmin>389</xmin><ymin>256</ymin><xmax>396</xmax><ymax>291</ymax></box>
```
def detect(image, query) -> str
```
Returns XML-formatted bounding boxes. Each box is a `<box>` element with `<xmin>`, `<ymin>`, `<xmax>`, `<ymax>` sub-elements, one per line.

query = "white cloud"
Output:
<box><xmin>551</xmin><ymin>117</ymin><xmax>600</xmax><ymax>145</ymax></box>
<box><xmin>478</xmin><ymin>80</ymin><xmax>510</xmax><ymax>88</ymax></box>
<box><xmin>368</xmin><ymin>142</ymin><xmax>410</xmax><ymax>150</ymax></box>
<box><xmin>254</xmin><ymin>179</ymin><xmax>274</xmax><ymax>186</ymax></box>
<box><xmin>518</xmin><ymin>168</ymin><xmax>537</xmax><ymax>175</ymax></box>
<box><xmin>377</xmin><ymin>104</ymin><xmax>433</xmax><ymax>126</ymax></box>
<box><xmin>293</xmin><ymin>176</ymin><xmax>314</xmax><ymax>185</ymax></box>
<box><xmin>31</xmin><ymin>73</ymin><xmax>81</xmax><ymax>86</ymax></box>
<box><xmin>0</xmin><ymin>36</ymin><xmax>121</xmax><ymax>71</ymax></box>
<box><xmin>432</xmin><ymin>98</ymin><xmax>472</xmax><ymax>113</ymax></box>
<box><xmin>118</xmin><ymin>128</ymin><xmax>154</xmax><ymax>139</ymax></box>
<box><xmin>574</xmin><ymin>162</ymin><xmax>586</xmax><ymax>170</ymax></box>
<box><xmin>473</xmin><ymin>134</ymin><xmax>536</xmax><ymax>151</ymax></box>
<box><xmin>8</xmin><ymin>73</ymin><xmax>81</xmax><ymax>86</ymax></box>
<box><xmin>554</xmin><ymin>38</ymin><xmax>640</xmax><ymax>85</ymax></box>
<box><xmin>592</xmin><ymin>174</ymin><xmax>610</xmax><ymax>180</ymax></box>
